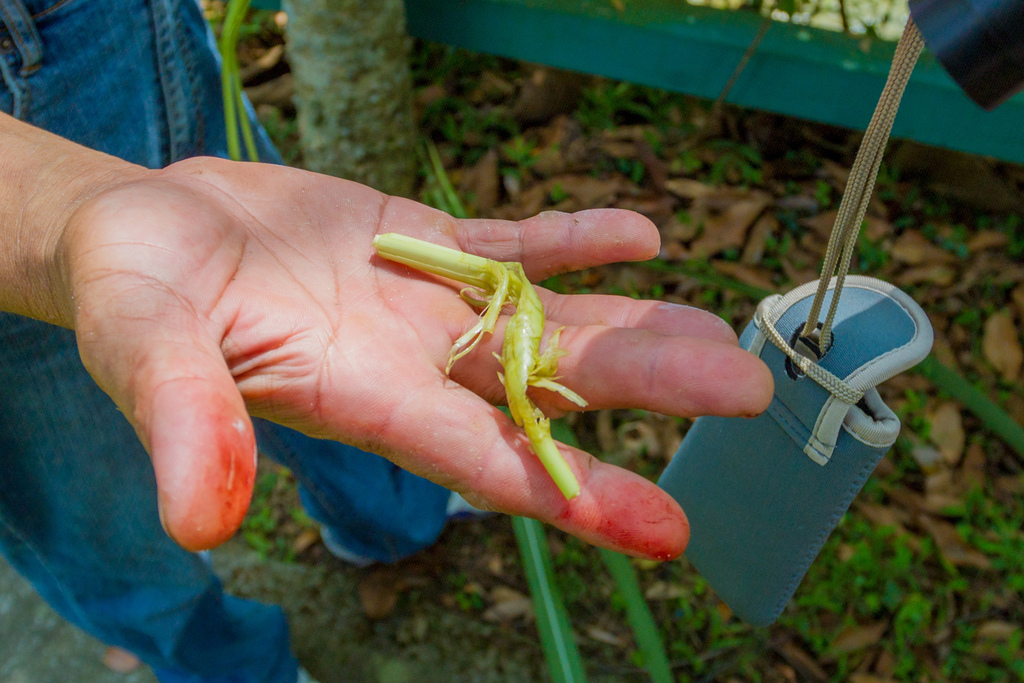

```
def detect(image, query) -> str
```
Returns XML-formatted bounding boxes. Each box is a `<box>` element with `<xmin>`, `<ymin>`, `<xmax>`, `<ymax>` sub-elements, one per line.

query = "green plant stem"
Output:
<box><xmin>598</xmin><ymin>549</ymin><xmax>674</xmax><ymax>683</ymax></box>
<box><xmin>915</xmin><ymin>355</ymin><xmax>1024</xmax><ymax>463</ymax></box>
<box><xmin>424</xmin><ymin>138</ymin><xmax>467</xmax><ymax>218</ymax></box>
<box><xmin>512</xmin><ymin>517</ymin><xmax>587</xmax><ymax>683</ymax></box>
<box><xmin>219</xmin><ymin>0</ymin><xmax>259</xmax><ymax>162</ymax></box>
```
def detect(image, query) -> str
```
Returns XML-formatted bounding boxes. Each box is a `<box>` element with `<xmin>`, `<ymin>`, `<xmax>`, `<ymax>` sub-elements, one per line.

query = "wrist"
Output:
<box><xmin>0</xmin><ymin>113</ymin><xmax>148</xmax><ymax>327</ymax></box>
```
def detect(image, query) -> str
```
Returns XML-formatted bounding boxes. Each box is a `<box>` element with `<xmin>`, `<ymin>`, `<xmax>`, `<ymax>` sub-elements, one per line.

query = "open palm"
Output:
<box><xmin>62</xmin><ymin>156</ymin><xmax>773</xmax><ymax>559</ymax></box>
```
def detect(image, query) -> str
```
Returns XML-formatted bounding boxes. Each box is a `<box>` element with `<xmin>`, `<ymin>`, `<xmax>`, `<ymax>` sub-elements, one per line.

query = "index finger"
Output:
<box><xmin>378</xmin><ymin>198</ymin><xmax>660</xmax><ymax>281</ymax></box>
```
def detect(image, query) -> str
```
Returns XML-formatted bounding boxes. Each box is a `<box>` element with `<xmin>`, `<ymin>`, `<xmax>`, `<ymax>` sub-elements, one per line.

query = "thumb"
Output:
<box><xmin>85</xmin><ymin>322</ymin><xmax>257</xmax><ymax>552</ymax></box>
<box><xmin>144</xmin><ymin>356</ymin><xmax>257</xmax><ymax>552</ymax></box>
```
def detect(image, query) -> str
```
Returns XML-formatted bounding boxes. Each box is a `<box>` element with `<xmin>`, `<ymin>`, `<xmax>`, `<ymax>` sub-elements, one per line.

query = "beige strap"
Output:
<box><xmin>801</xmin><ymin>20</ymin><xmax>924</xmax><ymax>351</ymax></box>
<box><xmin>760</xmin><ymin>19</ymin><xmax>924</xmax><ymax>403</ymax></box>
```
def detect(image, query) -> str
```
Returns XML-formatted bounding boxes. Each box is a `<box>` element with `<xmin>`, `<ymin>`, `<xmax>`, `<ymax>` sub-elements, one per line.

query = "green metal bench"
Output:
<box><xmin>253</xmin><ymin>0</ymin><xmax>1024</xmax><ymax>165</ymax></box>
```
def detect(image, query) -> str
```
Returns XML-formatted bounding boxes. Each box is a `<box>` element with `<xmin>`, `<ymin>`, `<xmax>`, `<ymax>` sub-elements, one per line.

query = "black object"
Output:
<box><xmin>910</xmin><ymin>0</ymin><xmax>1024</xmax><ymax>110</ymax></box>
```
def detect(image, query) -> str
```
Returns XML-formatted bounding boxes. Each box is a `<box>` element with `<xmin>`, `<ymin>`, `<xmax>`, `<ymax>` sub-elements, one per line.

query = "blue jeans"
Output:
<box><xmin>0</xmin><ymin>1</ymin><xmax>451</xmax><ymax>681</ymax></box>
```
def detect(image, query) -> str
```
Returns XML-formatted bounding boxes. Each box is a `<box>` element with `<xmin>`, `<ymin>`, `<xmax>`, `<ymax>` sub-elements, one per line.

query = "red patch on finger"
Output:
<box><xmin>151</xmin><ymin>387</ymin><xmax>256</xmax><ymax>552</ymax></box>
<box><xmin>554</xmin><ymin>468</ymin><xmax>688</xmax><ymax>561</ymax></box>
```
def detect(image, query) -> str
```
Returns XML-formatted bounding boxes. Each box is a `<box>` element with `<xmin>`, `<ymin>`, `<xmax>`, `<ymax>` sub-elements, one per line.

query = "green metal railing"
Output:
<box><xmin>251</xmin><ymin>0</ymin><xmax>1024</xmax><ymax>164</ymax></box>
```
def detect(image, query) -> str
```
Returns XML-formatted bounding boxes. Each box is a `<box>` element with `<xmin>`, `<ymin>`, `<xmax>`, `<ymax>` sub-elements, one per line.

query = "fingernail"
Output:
<box><xmin>657</xmin><ymin>303</ymin><xmax>733</xmax><ymax>327</ymax></box>
<box><xmin>157</xmin><ymin>500</ymin><xmax>171</xmax><ymax>538</ymax></box>
<box><xmin>656</xmin><ymin>302</ymin><xmax>704</xmax><ymax>314</ymax></box>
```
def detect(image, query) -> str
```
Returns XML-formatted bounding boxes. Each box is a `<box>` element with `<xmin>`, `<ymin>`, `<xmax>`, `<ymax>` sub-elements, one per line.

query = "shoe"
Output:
<box><xmin>444</xmin><ymin>491</ymin><xmax>494</xmax><ymax>521</ymax></box>
<box><xmin>319</xmin><ymin>525</ymin><xmax>376</xmax><ymax>568</ymax></box>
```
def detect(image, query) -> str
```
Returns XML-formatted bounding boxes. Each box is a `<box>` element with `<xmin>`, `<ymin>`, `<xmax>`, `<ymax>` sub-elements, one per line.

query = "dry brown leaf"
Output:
<box><xmin>917</xmin><ymin>514</ymin><xmax>992</xmax><ymax>569</ymax></box>
<box><xmin>994</xmin><ymin>474</ymin><xmax>1024</xmax><ymax>498</ymax></box>
<box><xmin>1012</xmin><ymin>285</ymin><xmax>1024</xmax><ymax>318</ymax></box>
<box><xmin>772</xmin><ymin>663</ymin><xmax>800</xmax><ymax>683</ymax></box>
<box><xmin>482</xmin><ymin>586</ymin><xmax>533</xmax><ymax>622</ymax></box>
<box><xmin>855</xmin><ymin>501</ymin><xmax>908</xmax><ymax>530</ymax></box>
<box><xmin>910</xmin><ymin>444</ymin><xmax>946</xmax><ymax>475</ymax></box>
<box><xmin>690</xmin><ymin>189</ymin><xmax>772</xmax><ymax>258</ymax></box>
<box><xmin>644</xmin><ymin>581</ymin><xmax>686</xmax><ymax>601</ymax></box>
<box><xmin>976</xmin><ymin>620</ymin><xmax>1020</xmax><ymax>641</ymax></box>
<box><xmin>776</xmin><ymin>641</ymin><xmax>828</xmax><ymax>682</ymax></box>
<box><xmin>801</xmin><ymin>210</ymin><xmax>839</xmax><ymax>238</ymax></box>
<box><xmin>663</xmin><ymin>177</ymin><xmax>716</xmax><ymax>200</ymax></box>
<box><xmin>741</xmin><ymin>214</ymin><xmax>778</xmax><ymax>265</ymax></box>
<box><xmin>584</xmin><ymin>625</ymin><xmax>629</xmax><ymax>647</ymax></box>
<box><xmin>886</xmin><ymin>486</ymin><xmax>928</xmax><ymax>514</ymax></box>
<box><xmin>596</xmin><ymin>409</ymin><xmax>617</xmax><ymax>454</ymax></box>
<box><xmin>595</xmin><ymin>139</ymin><xmax>637</xmax><ymax>159</ymax></box>
<box><xmin>850</xmin><ymin>676</ymin><xmax>897</xmax><ymax>683</ymax></box>
<box><xmin>925</xmin><ymin>469</ymin><xmax>956</xmax><ymax>497</ymax></box>
<box><xmin>830</xmin><ymin>621</ymin><xmax>888</xmax><ymax>655</ymax></box>
<box><xmin>239</xmin><ymin>44</ymin><xmax>285</xmax><ymax>83</ymax></box>
<box><xmin>292</xmin><ymin>527</ymin><xmax>321</xmax><ymax>555</ymax></box>
<box><xmin>822</xmin><ymin>160</ymin><xmax>851</xmax><ymax>189</ymax></box>
<box><xmin>1006</xmin><ymin>394</ymin><xmax>1024</xmax><ymax>425</ymax></box>
<box><xmin>957</xmin><ymin>442</ymin><xmax>987</xmax><ymax>491</ymax></box>
<box><xmin>459</xmin><ymin>148</ymin><xmax>499</xmax><ymax>213</ymax></box>
<box><xmin>982</xmin><ymin>311</ymin><xmax>1023</xmax><ymax>381</ymax></box>
<box><xmin>872</xmin><ymin>648</ymin><xmax>896</xmax><ymax>678</ymax></box>
<box><xmin>711</xmin><ymin>261</ymin><xmax>778</xmax><ymax>293</ymax></box>
<box><xmin>245</xmin><ymin>73</ymin><xmax>294</xmax><ymax>109</ymax></box>
<box><xmin>475</xmin><ymin>71</ymin><xmax>516</xmax><ymax>101</ymax></box>
<box><xmin>863</xmin><ymin>215</ymin><xmax>893</xmax><ymax>241</ymax></box>
<box><xmin>359</xmin><ymin>566</ymin><xmax>402</xmax><ymax>620</ymax></box>
<box><xmin>895</xmin><ymin>264</ymin><xmax>957</xmax><ymax>287</ymax></box>
<box><xmin>616</xmin><ymin>194</ymin><xmax>677</xmax><ymax>227</ymax></box>
<box><xmin>660</xmin><ymin>211</ymin><xmax>700</xmax><ymax>246</ymax></box>
<box><xmin>775</xmin><ymin>193</ymin><xmax>820</xmax><ymax>213</ymax></box>
<box><xmin>967</xmin><ymin>230</ymin><xmax>1011</xmax><ymax>253</ymax></box>
<box><xmin>923</xmin><ymin>470</ymin><xmax>966</xmax><ymax>514</ymax></box>
<box><xmin>928</xmin><ymin>402</ymin><xmax>965</xmax><ymax>466</ymax></box>
<box><xmin>555</xmin><ymin>174</ymin><xmax>627</xmax><ymax>206</ymax></box>
<box><xmin>891</xmin><ymin>232</ymin><xmax>955</xmax><ymax>266</ymax></box>
<box><xmin>511</xmin><ymin>67</ymin><xmax>585</xmax><ymax>124</ymax></box>
<box><xmin>930</xmin><ymin>333</ymin><xmax>960</xmax><ymax>370</ymax></box>
<box><xmin>617</xmin><ymin>420</ymin><xmax>660</xmax><ymax>459</ymax></box>
<box><xmin>500</xmin><ymin>182</ymin><xmax>547</xmax><ymax>218</ymax></box>
<box><xmin>654</xmin><ymin>414</ymin><xmax>684</xmax><ymax>462</ymax></box>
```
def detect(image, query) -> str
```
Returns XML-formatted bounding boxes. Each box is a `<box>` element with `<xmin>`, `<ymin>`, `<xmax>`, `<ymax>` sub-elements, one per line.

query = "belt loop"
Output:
<box><xmin>0</xmin><ymin>0</ymin><xmax>43</xmax><ymax>74</ymax></box>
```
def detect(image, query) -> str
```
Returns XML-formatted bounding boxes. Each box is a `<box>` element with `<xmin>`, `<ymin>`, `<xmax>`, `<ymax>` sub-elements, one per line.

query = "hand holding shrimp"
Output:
<box><xmin>40</xmin><ymin>149</ymin><xmax>772</xmax><ymax>558</ymax></box>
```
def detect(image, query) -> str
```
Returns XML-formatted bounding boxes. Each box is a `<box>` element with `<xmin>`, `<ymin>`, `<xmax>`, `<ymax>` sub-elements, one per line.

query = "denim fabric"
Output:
<box><xmin>0</xmin><ymin>1</ymin><xmax>450</xmax><ymax>680</ymax></box>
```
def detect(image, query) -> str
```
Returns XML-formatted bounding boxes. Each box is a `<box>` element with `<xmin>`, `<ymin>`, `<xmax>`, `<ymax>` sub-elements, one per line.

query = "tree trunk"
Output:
<box><xmin>283</xmin><ymin>0</ymin><xmax>417</xmax><ymax>197</ymax></box>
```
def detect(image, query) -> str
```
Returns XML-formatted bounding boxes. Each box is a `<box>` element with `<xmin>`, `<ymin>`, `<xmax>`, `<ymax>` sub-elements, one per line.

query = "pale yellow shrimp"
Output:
<box><xmin>372</xmin><ymin>233</ymin><xmax>586</xmax><ymax>499</ymax></box>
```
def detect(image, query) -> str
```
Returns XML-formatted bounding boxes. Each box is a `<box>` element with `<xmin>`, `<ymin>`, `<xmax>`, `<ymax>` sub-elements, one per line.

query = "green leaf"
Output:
<box><xmin>512</xmin><ymin>517</ymin><xmax>588</xmax><ymax>682</ymax></box>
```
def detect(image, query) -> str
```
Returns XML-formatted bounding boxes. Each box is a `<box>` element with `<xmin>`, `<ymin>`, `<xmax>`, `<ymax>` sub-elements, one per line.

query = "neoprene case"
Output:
<box><xmin>658</xmin><ymin>276</ymin><xmax>933</xmax><ymax>626</ymax></box>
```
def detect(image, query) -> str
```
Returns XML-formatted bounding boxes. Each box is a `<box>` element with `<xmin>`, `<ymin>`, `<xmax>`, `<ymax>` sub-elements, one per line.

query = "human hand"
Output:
<box><xmin>43</xmin><ymin>155</ymin><xmax>773</xmax><ymax>559</ymax></box>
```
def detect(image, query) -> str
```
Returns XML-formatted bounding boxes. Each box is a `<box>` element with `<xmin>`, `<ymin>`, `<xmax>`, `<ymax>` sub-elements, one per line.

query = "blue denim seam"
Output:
<box><xmin>0</xmin><ymin>41</ymin><xmax>26</xmax><ymax>116</ymax></box>
<box><xmin>0</xmin><ymin>0</ymin><xmax>41</xmax><ymax>74</ymax></box>
<box><xmin>147</xmin><ymin>0</ymin><xmax>183</xmax><ymax>164</ymax></box>
<box><xmin>25</xmin><ymin>0</ymin><xmax>76</xmax><ymax>20</ymax></box>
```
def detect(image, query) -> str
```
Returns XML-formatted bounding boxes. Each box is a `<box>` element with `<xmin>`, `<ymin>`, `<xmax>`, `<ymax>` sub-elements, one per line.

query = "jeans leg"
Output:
<box><xmin>0</xmin><ymin>313</ymin><xmax>297</xmax><ymax>683</ymax></box>
<box><xmin>256</xmin><ymin>423</ymin><xmax>452</xmax><ymax>564</ymax></box>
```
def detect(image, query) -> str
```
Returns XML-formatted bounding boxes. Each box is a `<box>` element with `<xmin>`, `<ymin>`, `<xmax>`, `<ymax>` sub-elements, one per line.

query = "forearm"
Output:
<box><xmin>0</xmin><ymin>112</ymin><xmax>146</xmax><ymax>326</ymax></box>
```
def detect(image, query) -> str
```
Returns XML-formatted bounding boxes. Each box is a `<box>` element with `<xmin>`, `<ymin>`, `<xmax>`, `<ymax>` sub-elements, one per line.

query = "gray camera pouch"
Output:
<box><xmin>658</xmin><ymin>276</ymin><xmax>933</xmax><ymax>626</ymax></box>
